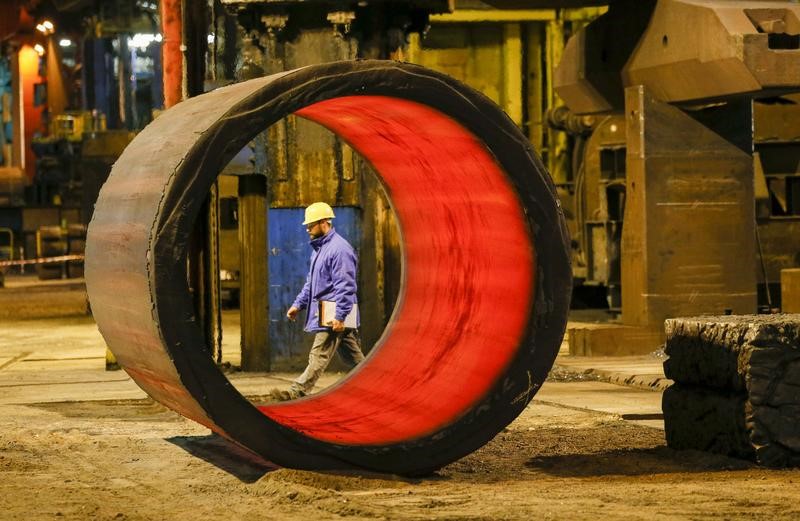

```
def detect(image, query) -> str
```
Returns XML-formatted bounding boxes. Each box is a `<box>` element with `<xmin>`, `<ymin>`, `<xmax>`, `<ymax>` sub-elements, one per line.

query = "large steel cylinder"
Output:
<box><xmin>85</xmin><ymin>60</ymin><xmax>571</xmax><ymax>475</ymax></box>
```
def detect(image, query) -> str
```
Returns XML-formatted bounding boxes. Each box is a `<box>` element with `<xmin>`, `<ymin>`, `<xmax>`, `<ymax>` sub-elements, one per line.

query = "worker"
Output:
<box><xmin>273</xmin><ymin>202</ymin><xmax>365</xmax><ymax>401</ymax></box>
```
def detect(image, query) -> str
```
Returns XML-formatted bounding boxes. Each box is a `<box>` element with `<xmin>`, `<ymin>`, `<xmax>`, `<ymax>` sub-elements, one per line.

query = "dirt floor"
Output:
<box><xmin>2</xmin><ymin>389</ymin><xmax>800</xmax><ymax>521</ymax></box>
<box><xmin>1</xmin><ymin>305</ymin><xmax>798</xmax><ymax>519</ymax></box>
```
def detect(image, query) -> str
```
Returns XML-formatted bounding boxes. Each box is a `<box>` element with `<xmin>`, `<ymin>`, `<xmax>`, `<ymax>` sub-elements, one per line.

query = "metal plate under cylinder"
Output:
<box><xmin>85</xmin><ymin>60</ymin><xmax>571</xmax><ymax>475</ymax></box>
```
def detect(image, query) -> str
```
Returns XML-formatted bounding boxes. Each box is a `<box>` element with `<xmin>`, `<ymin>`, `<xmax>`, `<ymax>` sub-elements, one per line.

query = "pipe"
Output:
<box><xmin>160</xmin><ymin>0</ymin><xmax>182</xmax><ymax>108</ymax></box>
<box><xmin>85</xmin><ymin>60</ymin><xmax>572</xmax><ymax>476</ymax></box>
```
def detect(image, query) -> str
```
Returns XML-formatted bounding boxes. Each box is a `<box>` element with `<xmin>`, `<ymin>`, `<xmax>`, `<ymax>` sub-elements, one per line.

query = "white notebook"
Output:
<box><xmin>318</xmin><ymin>300</ymin><xmax>359</xmax><ymax>329</ymax></box>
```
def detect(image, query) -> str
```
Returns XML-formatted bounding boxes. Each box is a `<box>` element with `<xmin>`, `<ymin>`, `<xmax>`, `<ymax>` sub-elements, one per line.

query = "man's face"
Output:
<box><xmin>306</xmin><ymin>220</ymin><xmax>325</xmax><ymax>239</ymax></box>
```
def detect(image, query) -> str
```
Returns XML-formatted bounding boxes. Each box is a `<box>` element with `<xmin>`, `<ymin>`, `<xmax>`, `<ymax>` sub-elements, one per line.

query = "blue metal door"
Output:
<box><xmin>268</xmin><ymin>207</ymin><xmax>361</xmax><ymax>366</ymax></box>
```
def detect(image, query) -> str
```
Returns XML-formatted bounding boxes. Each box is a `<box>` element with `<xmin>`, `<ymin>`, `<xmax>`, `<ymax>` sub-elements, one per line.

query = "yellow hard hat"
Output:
<box><xmin>302</xmin><ymin>202</ymin><xmax>335</xmax><ymax>225</ymax></box>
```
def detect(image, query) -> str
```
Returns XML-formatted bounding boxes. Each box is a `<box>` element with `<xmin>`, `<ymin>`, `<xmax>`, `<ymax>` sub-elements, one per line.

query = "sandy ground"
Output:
<box><xmin>1</xmin><ymin>310</ymin><xmax>799</xmax><ymax>519</ymax></box>
<box><xmin>2</xmin><ymin>389</ymin><xmax>800</xmax><ymax>520</ymax></box>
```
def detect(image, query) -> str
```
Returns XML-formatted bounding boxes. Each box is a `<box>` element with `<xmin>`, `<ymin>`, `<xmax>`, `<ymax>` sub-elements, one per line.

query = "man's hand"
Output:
<box><xmin>331</xmin><ymin>319</ymin><xmax>345</xmax><ymax>332</ymax></box>
<box><xmin>286</xmin><ymin>306</ymin><xmax>300</xmax><ymax>321</ymax></box>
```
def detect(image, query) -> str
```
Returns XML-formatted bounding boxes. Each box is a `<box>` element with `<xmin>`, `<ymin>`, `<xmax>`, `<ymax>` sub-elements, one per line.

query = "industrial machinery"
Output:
<box><xmin>565</xmin><ymin>96</ymin><xmax>800</xmax><ymax>313</ymax></box>
<box><xmin>30</xmin><ymin>111</ymin><xmax>105</xmax><ymax>209</ymax></box>
<box><xmin>7</xmin><ymin>0</ymin><xmax>797</xmax><ymax>357</ymax></box>
<box><xmin>562</xmin><ymin>95</ymin><xmax>800</xmax><ymax>311</ymax></box>
<box><xmin>552</xmin><ymin>0</ymin><xmax>800</xmax><ymax>352</ymax></box>
<box><xmin>1</xmin><ymin>0</ymin><xmax>158</xmax><ymax>265</ymax></box>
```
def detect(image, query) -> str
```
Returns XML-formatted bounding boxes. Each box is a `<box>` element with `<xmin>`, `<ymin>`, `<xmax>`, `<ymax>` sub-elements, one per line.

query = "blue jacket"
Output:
<box><xmin>292</xmin><ymin>228</ymin><xmax>359</xmax><ymax>333</ymax></box>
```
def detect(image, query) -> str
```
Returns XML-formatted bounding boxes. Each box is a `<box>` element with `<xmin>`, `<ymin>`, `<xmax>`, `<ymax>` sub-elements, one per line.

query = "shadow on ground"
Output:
<box><xmin>442</xmin><ymin>423</ymin><xmax>754</xmax><ymax>482</ymax></box>
<box><xmin>525</xmin><ymin>446</ymin><xmax>752</xmax><ymax>477</ymax></box>
<box><xmin>167</xmin><ymin>434</ymin><xmax>277</xmax><ymax>483</ymax></box>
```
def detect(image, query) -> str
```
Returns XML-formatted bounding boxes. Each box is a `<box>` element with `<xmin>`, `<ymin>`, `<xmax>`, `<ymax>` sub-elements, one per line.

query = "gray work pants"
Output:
<box><xmin>292</xmin><ymin>329</ymin><xmax>365</xmax><ymax>394</ymax></box>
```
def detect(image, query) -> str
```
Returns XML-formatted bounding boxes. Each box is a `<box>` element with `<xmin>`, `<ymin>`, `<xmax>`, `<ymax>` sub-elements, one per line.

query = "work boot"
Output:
<box><xmin>268</xmin><ymin>387</ymin><xmax>305</xmax><ymax>402</ymax></box>
<box><xmin>287</xmin><ymin>387</ymin><xmax>306</xmax><ymax>400</ymax></box>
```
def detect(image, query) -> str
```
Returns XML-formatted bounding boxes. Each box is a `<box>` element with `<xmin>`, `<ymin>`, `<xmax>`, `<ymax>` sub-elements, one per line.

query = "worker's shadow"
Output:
<box><xmin>166</xmin><ymin>434</ymin><xmax>277</xmax><ymax>483</ymax></box>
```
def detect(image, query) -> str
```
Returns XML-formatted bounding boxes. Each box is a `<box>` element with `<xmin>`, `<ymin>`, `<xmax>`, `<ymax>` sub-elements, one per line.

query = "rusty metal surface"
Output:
<box><xmin>260</xmin><ymin>29</ymin><xmax>361</xmax><ymax>209</ymax></box>
<box><xmin>621</xmin><ymin>85</ymin><xmax>757</xmax><ymax>327</ymax></box>
<box><xmin>575</xmin><ymin>115</ymin><xmax>625</xmax><ymax>297</ymax></box>
<box><xmin>85</xmin><ymin>60</ymin><xmax>571</xmax><ymax>474</ymax></box>
<box><xmin>237</xmin><ymin>175</ymin><xmax>270</xmax><ymax>371</ymax></box>
<box><xmin>566</xmin><ymin>94</ymin><xmax>800</xmax><ymax>318</ymax></box>
<box><xmin>755</xmin><ymin>95</ymin><xmax>800</xmax><ymax>143</ymax></box>
<box><xmin>753</xmin><ymin>95</ymin><xmax>800</xmax><ymax>302</ymax></box>
<box><xmin>781</xmin><ymin>269</ymin><xmax>800</xmax><ymax>312</ymax></box>
<box><xmin>556</xmin><ymin>0</ymin><xmax>800</xmax><ymax>114</ymax></box>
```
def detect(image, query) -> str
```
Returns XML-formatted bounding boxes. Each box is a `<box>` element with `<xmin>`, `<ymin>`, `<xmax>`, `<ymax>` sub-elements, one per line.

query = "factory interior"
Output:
<box><xmin>2</xmin><ymin>0</ymin><xmax>800</xmax><ymax>519</ymax></box>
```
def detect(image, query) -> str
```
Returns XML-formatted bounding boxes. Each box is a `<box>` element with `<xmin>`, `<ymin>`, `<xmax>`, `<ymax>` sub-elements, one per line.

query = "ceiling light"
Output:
<box><xmin>128</xmin><ymin>33</ymin><xmax>160</xmax><ymax>50</ymax></box>
<box><xmin>36</xmin><ymin>20</ymin><xmax>55</xmax><ymax>35</ymax></box>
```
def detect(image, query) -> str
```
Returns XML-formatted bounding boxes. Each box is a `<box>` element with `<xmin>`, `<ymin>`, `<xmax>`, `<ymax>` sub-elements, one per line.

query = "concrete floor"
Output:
<box><xmin>0</xmin><ymin>272</ymin><xmax>670</xmax><ymax>438</ymax></box>
<box><xmin>0</xmin><ymin>284</ymin><xmax>667</xmax><ymax>430</ymax></box>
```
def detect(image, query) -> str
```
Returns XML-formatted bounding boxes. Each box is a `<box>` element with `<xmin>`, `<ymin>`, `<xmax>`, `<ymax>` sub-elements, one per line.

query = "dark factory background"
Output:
<box><xmin>1</xmin><ymin>0</ymin><xmax>799</xmax><ymax>369</ymax></box>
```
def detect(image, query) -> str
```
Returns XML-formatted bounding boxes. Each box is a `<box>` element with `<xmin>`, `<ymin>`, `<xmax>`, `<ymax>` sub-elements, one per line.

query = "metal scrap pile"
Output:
<box><xmin>663</xmin><ymin>314</ymin><xmax>800</xmax><ymax>467</ymax></box>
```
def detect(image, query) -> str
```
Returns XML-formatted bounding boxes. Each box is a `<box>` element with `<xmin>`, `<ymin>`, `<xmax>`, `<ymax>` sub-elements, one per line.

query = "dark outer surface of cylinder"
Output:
<box><xmin>85</xmin><ymin>60</ymin><xmax>572</xmax><ymax>475</ymax></box>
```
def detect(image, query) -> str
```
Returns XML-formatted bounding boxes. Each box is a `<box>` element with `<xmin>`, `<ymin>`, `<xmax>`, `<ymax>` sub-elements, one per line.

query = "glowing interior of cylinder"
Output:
<box><xmin>258</xmin><ymin>95</ymin><xmax>535</xmax><ymax>445</ymax></box>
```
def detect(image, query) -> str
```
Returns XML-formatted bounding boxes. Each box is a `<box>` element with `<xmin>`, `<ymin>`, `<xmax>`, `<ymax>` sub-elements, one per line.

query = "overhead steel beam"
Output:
<box><xmin>430</xmin><ymin>9</ymin><xmax>557</xmax><ymax>22</ymax></box>
<box><xmin>481</xmin><ymin>0</ymin><xmax>610</xmax><ymax>6</ymax></box>
<box><xmin>220</xmin><ymin>0</ymin><xmax>453</xmax><ymax>12</ymax></box>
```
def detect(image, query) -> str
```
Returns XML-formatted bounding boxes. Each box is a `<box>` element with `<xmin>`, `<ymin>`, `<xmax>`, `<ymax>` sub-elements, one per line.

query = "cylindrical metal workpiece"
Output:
<box><xmin>85</xmin><ymin>60</ymin><xmax>571</xmax><ymax>475</ymax></box>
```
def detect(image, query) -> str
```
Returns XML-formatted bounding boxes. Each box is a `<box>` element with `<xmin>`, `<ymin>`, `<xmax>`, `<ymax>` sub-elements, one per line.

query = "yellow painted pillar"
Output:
<box><xmin>17</xmin><ymin>45</ymin><xmax>43</xmax><ymax>180</ymax></box>
<box><xmin>502</xmin><ymin>23</ymin><xmax>523</xmax><ymax>127</ymax></box>
<box><xmin>406</xmin><ymin>32</ymin><xmax>421</xmax><ymax>64</ymax></box>
<box><xmin>546</xmin><ymin>14</ymin><xmax>569</xmax><ymax>184</ymax></box>
<box><xmin>45</xmin><ymin>38</ymin><xmax>68</xmax><ymax>117</ymax></box>
<box><xmin>525</xmin><ymin>22</ymin><xmax>546</xmax><ymax>153</ymax></box>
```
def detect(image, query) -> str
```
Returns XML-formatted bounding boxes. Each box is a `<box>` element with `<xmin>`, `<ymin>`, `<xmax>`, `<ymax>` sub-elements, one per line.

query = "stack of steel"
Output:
<box><xmin>663</xmin><ymin>314</ymin><xmax>800</xmax><ymax>467</ymax></box>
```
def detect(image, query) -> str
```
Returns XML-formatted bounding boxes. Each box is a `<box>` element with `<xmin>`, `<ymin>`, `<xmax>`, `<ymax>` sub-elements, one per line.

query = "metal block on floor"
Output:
<box><xmin>664</xmin><ymin>314</ymin><xmax>800</xmax><ymax>467</ymax></box>
<box><xmin>781</xmin><ymin>268</ymin><xmax>800</xmax><ymax>313</ymax></box>
<box><xmin>568</xmin><ymin>323</ymin><xmax>664</xmax><ymax>356</ymax></box>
